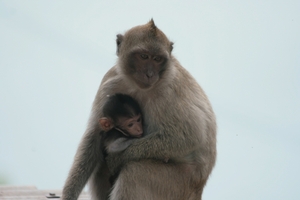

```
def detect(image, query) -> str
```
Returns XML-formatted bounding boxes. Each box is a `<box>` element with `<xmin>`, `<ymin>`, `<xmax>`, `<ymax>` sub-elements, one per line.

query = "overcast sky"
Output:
<box><xmin>0</xmin><ymin>1</ymin><xmax>299</xmax><ymax>199</ymax></box>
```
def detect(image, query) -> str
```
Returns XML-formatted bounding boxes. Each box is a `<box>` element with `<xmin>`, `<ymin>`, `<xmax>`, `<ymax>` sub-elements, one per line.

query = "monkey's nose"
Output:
<box><xmin>146</xmin><ymin>71</ymin><xmax>154</xmax><ymax>78</ymax></box>
<box><xmin>137</xmin><ymin>128</ymin><xmax>142</xmax><ymax>135</ymax></box>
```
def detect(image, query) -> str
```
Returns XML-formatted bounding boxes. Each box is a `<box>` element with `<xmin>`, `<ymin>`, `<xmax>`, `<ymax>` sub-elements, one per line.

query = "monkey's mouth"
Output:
<box><xmin>134</xmin><ymin>73</ymin><xmax>158</xmax><ymax>89</ymax></box>
<box><xmin>136</xmin><ymin>133</ymin><xmax>143</xmax><ymax>138</ymax></box>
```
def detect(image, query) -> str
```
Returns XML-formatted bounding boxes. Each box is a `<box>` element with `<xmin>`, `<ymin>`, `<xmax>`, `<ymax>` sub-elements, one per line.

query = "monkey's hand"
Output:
<box><xmin>106</xmin><ymin>138</ymin><xmax>134</xmax><ymax>153</ymax></box>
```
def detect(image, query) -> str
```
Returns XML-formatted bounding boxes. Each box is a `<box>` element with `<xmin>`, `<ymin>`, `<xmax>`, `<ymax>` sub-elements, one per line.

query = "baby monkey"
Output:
<box><xmin>99</xmin><ymin>93</ymin><xmax>144</xmax><ymax>185</ymax></box>
<box><xmin>99</xmin><ymin>93</ymin><xmax>144</xmax><ymax>155</ymax></box>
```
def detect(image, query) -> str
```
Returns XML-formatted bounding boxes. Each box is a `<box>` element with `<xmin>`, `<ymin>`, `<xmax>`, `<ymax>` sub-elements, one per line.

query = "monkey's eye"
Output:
<box><xmin>137</xmin><ymin>117</ymin><xmax>141</xmax><ymax>122</ymax></box>
<box><xmin>153</xmin><ymin>56</ymin><xmax>162</xmax><ymax>62</ymax></box>
<box><xmin>128</xmin><ymin>123</ymin><xmax>133</xmax><ymax>128</ymax></box>
<box><xmin>140</xmin><ymin>54</ymin><xmax>148</xmax><ymax>59</ymax></box>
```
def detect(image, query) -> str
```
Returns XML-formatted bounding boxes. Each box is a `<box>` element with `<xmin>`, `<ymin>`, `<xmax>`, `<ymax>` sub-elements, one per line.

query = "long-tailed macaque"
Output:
<box><xmin>62</xmin><ymin>19</ymin><xmax>217</xmax><ymax>200</ymax></box>
<box><xmin>99</xmin><ymin>93</ymin><xmax>144</xmax><ymax>185</ymax></box>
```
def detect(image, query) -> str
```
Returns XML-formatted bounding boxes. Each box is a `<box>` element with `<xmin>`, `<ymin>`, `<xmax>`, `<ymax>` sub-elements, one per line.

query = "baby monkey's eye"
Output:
<box><xmin>137</xmin><ymin>117</ymin><xmax>141</xmax><ymax>122</ymax></box>
<box><xmin>128</xmin><ymin>123</ymin><xmax>133</xmax><ymax>127</ymax></box>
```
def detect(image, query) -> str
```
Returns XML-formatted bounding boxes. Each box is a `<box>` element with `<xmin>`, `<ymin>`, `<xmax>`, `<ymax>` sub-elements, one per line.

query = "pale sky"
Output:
<box><xmin>0</xmin><ymin>1</ymin><xmax>299</xmax><ymax>199</ymax></box>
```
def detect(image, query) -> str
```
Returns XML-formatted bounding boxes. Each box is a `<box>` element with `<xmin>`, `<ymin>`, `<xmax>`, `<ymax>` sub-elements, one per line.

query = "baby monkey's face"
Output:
<box><xmin>118</xmin><ymin>114</ymin><xmax>143</xmax><ymax>137</ymax></box>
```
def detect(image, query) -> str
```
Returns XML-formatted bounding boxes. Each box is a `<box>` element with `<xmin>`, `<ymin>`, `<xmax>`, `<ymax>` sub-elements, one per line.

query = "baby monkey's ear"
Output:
<box><xmin>99</xmin><ymin>117</ymin><xmax>114</xmax><ymax>132</ymax></box>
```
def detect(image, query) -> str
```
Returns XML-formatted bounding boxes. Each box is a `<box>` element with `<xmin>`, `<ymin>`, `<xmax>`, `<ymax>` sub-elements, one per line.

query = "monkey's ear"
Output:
<box><xmin>149</xmin><ymin>18</ymin><xmax>156</xmax><ymax>29</ymax></box>
<box><xmin>99</xmin><ymin>117</ymin><xmax>114</xmax><ymax>131</ymax></box>
<box><xmin>170</xmin><ymin>42</ymin><xmax>174</xmax><ymax>52</ymax></box>
<box><xmin>116</xmin><ymin>34</ymin><xmax>124</xmax><ymax>56</ymax></box>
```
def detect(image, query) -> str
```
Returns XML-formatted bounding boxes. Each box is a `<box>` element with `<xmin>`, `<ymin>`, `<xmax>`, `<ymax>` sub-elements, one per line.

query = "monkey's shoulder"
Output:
<box><xmin>100</xmin><ymin>66</ymin><xmax>118</xmax><ymax>85</ymax></box>
<box><xmin>100</xmin><ymin>66</ymin><xmax>131</xmax><ymax>93</ymax></box>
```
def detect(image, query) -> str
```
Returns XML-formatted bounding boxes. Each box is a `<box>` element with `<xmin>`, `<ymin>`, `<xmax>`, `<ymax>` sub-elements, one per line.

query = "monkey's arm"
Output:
<box><xmin>106</xmin><ymin>112</ymin><xmax>207</xmax><ymax>174</ymax></box>
<box><xmin>62</xmin><ymin>67</ymin><xmax>125</xmax><ymax>199</ymax></box>
<box><xmin>62</xmin><ymin>126</ymin><xmax>102</xmax><ymax>200</ymax></box>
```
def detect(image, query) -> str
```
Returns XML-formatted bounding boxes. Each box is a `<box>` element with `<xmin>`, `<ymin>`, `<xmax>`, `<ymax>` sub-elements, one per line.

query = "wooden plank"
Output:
<box><xmin>0</xmin><ymin>197</ymin><xmax>90</xmax><ymax>200</ymax></box>
<box><xmin>0</xmin><ymin>186</ymin><xmax>90</xmax><ymax>200</ymax></box>
<box><xmin>0</xmin><ymin>185</ymin><xmax>37</xmax><ymax>191</ymax></box>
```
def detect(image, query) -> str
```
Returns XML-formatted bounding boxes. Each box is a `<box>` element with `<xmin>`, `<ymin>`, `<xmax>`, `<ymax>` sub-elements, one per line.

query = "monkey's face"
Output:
<box><xmin>126</xmin><ymin>50</ymin><xmax>167</xmax><ymax>89</ymax></box>
<box><xmin>117</xmin><ymin>114</ymin><xmax>143</xmax><ymax>137</ymax></box>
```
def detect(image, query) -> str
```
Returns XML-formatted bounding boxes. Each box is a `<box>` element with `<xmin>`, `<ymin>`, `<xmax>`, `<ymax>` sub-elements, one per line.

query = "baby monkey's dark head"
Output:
<box><xmin>100</xmin><ymin>93</ymin><xmax>143</xmax><ymax>137</ymax></box>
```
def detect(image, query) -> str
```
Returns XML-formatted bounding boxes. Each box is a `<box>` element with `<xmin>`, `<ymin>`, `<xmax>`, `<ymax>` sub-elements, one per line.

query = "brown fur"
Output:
<box><xmin>62</xmin><ymin>19</ymin><xmax>216</xmax><ymax>200</ymax></box>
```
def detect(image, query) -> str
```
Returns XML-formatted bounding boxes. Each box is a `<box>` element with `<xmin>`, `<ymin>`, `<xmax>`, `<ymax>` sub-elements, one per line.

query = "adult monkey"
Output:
<box><xmin>62</xmin><ymin>19</ymin><xmax>216</xmax><ymax>200</ymax></box>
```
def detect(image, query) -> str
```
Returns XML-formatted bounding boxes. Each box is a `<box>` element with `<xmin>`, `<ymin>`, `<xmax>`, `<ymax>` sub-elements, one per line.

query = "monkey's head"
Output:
<box><xmin>99</xmin><ymin>93</ymin><xmax>144</xmax><ymax>137</ymax></box>
<box><xmin>116</xmin><ymin>19</ymin><xmax>174</xmax><ymax>89</ymax></box>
